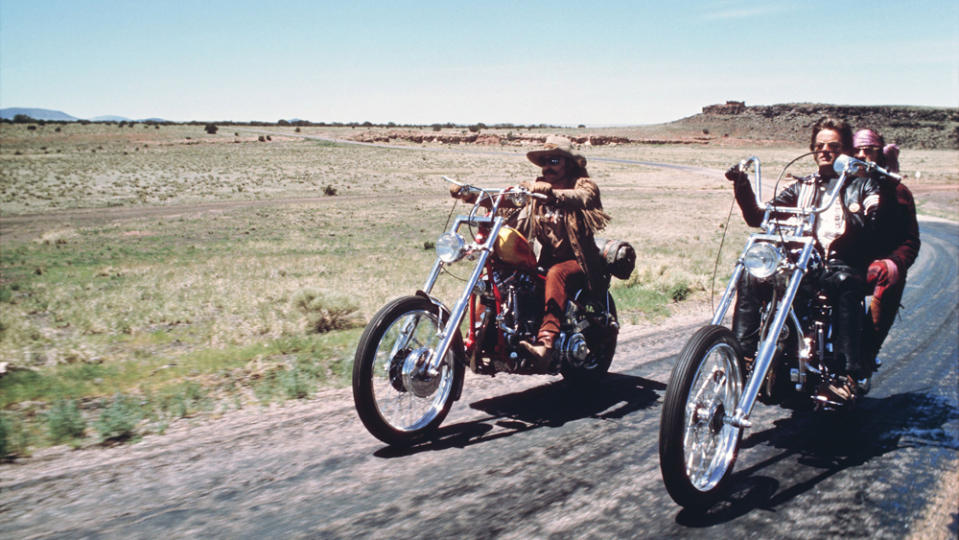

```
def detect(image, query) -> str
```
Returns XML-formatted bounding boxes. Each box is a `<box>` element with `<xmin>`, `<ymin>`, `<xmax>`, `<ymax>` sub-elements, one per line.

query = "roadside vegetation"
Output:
<box><xmin>1</xmin><ymin>122</ymin><xmax>956</xmax><ymax>457</ymax></box>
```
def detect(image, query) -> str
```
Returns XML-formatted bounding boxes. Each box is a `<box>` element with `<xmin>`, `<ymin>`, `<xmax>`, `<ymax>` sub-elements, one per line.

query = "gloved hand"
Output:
<box><xmin>867</xmin><ymin>259</ymin><xmax>899</xmax><ymax>301</ymax></box>
<box><xmin>725</xmin><ymin>165</ymin><xmax>749</xmax><ymax>184</ymax></box>
<box><xmin>867</xmin><ymin>259</ymin><xmax>899</xmax><ymax>288</ymax></box>
<box><xmin>531</xmin><ymin>181</ymin><xmax>553</xmax><ymax>196</ymax></box>
<box><xmin>449</xmin><ymin>184</ymin><xmax>466</xmax><ymax>199</ymax></box>
<box><xmin>518</xmin><ymin>180</ymin><xmax>552</xmax><ymax>196</ymax></box>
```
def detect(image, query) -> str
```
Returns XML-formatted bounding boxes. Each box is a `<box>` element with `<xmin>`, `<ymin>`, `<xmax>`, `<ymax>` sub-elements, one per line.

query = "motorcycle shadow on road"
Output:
<box><xmin>675</xmin><ymin>390</ymin><xmax>959</xmax><ymax>526</ymax></box>
<box><xmin>374</xmin><ymin>372</ymin><xmax>665</xmax><ymax>459</ymax></box>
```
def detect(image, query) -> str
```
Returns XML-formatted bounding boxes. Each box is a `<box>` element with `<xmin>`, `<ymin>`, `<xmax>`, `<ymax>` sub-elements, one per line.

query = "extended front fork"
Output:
<box><xmin>711</xmin><ymin>240</ymin><xmax>816</xmax><ymax>429</ymax></box>
<box><xmin>418</xmin><ymin>218</ymin><xmax>508</xmax><ymax>378</ymax></box>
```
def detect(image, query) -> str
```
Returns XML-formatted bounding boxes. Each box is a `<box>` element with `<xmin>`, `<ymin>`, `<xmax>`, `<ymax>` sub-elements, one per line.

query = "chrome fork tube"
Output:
<box><xmin>712</xmin><ymin>235</ymin><xmax>759</xmax><ymax>325</ymax></box>
<box><xmin>712</xmin><ymin>262</ymin><xmax>745</xmax><ymax>326</ymax></box>
<box><xmin>728</xmin><ymin>241</ymin><xmax>814</xmax><ymax>427</ymax></box>
<box><xmin>425</xmin><ymin>218</ymin><xmax>505</xmax><ymax>375</ymax></box>
<box><xmin>422</xmin><ymin>258</ymin><xmax>443</xmax><ymax>294</ymax></box>
<box><xmin>422</xmin><ymin>217</ymin><xmax>467</xmax><ymax>294</ymax></box>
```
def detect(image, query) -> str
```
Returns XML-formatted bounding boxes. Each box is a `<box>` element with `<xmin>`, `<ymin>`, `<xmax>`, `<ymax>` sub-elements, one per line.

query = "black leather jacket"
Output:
<box><xmin>733</xmin><ymin>172</ymin><xmax>882</xmax><ymax>272</ymax></box>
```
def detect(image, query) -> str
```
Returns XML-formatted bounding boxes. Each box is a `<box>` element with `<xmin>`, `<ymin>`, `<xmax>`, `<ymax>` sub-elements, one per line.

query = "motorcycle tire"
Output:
<box><xmin>560</xmin><ymin>293</ymin><xmax>618</xmax><ymax>386</ymax></box>
<box><xmin>352</xmin><ymin>295</ymin><xmax>465</xmax><ymax>447</ymax></box>
<box><xmin>659</xmin><ymin>325</ymin><xmax>745</xmax><ymax>510</ymax></box>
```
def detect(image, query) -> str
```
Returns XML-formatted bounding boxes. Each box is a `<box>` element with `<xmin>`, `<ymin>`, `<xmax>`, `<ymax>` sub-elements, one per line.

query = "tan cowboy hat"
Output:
<box><xmin>526</xmin><ymin>135</ymin><xmax>589</xmax><ymax>178</ymax></box>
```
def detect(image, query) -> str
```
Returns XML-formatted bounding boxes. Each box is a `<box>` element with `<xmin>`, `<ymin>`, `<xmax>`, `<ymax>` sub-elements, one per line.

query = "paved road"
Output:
<box><xmin>2</xmin><ymin>220</ymin><xmax>956</xmax><ymax>539</ymax></box>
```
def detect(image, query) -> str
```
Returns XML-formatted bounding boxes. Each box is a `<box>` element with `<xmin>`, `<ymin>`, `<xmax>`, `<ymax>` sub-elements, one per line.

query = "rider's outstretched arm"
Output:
<box><xmin>544</xmin><ymin>178</ymin><xmax>611</xmax><ymax>230</ymax></box>
<box><xmin>888</xmin><ymin>184</ymin><xmax>921</xmax><ymax>273</ymax></box>
<box><xmin>726</xmin><ymin>167</ymin><xmax>764</xmax><ymax>226</ymax></box>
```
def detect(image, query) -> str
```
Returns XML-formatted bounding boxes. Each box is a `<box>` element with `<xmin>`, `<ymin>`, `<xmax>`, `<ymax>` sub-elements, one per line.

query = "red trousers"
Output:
<box><xmin>538</xmin><ymin>259</ymin><xmax>583</xmax><ymax>347</ymax></box>
<box><xmin>868</xmin><ymin>278</ymin><xmax>907</xmax><ymax>359</ymax></box>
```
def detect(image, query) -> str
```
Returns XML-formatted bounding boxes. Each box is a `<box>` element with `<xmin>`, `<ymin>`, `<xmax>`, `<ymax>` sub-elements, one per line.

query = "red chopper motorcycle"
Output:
<box><xmin>352</xmin><ymin>179</ymin><xmax>634</xmax><ymax>446</ymax></box>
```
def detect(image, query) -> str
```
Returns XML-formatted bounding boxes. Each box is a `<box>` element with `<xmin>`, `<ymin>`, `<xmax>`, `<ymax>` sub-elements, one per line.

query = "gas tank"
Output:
<box><xmin>494</xmin><ymin>226</ymin><xmax>537</xmax><ymax>270</ymax></box>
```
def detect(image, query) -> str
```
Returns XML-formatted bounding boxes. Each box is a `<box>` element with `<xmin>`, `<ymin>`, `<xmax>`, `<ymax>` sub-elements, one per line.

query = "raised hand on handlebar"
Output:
<box><xmin>833</xmin><ymin>154</ymin><xmax>901</xmax><ymax>181</ymax></box>
<box><xmin>725</xmin><ymin>164</ymin><xmax>749</xmax><ymax>184</ymax></box>
<box><xmin>518</xmin><ymin>180</ymin><xmax>553</xmax><ymax>199</ymax></box>
<box><xmin>443</xmin><ymin>177</ymin><xmax>547</xmax><ymax>209</ymax></box>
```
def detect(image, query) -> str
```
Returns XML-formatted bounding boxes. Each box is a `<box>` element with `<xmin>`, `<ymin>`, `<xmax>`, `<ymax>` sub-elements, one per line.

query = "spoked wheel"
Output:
<box><xmin>352</xmin><ymin>295</ymin><xmax>465</xmax><ymax>447</ymax></box>
<box><xmin>659</xmin><ymin>325</ymin><xmax>745</xmax><ymax>509</ymax></box>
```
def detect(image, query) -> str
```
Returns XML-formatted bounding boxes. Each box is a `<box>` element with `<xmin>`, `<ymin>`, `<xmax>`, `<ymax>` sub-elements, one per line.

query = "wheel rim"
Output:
<box><xmin>371</xmin><ymin>309</ymin><xmax>455</xmax><ymax>433</ymax></box>
<box><xmin>682</xmin><ymin>341</ymin><xmax>743</xmax><ymax>492</ymax></box>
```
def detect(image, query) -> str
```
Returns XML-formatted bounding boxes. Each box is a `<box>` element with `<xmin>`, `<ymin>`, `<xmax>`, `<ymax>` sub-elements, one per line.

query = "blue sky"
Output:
<box><xmin>1</xmin><ymin>0</ymin><xmax>956</xmax><ymax>124</ymax></box>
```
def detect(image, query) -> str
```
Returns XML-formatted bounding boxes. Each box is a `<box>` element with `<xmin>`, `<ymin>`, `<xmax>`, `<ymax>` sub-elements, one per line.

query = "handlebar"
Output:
<box><xmin>442</xmin><ymin>176</ymin><xmax>548</xmax><ymax>200</ymax></box>
<box><xmin>833</xmin><ymin>154</ymin><xmax>902</xmax><ymax>182</ymax></box>
<box><xmin>737</xmin><ymin>156</ymin><xmax>763</xmax><ymax>208</ymax></box>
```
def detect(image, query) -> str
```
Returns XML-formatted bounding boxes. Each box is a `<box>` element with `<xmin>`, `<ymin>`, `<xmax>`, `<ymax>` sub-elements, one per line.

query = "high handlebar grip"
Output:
<box><xmin>833</xmin><ymin>155</ymin><xmax>901</xmax><ymax>181</ymax></box>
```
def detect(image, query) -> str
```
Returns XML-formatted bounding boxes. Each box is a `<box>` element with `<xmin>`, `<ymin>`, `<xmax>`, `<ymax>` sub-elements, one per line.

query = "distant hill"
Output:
<box><xmin>90</xmin><ymin>115</ymin><xmax>131</xmax><ymax>122</ymax></box>
<box><xmin>0</xmin><ymin>107</ymin><xmax>78</xmax><ymax>121</ymax></box>
<box><xmin>0</xmin><ymin>108</ymin><xmax>172</xmax><ymax>123</ymax></box>
<box><xmin>670</xmin><ymin>102</ymin><xmax>959</xmax><ymax>150</ymax></box>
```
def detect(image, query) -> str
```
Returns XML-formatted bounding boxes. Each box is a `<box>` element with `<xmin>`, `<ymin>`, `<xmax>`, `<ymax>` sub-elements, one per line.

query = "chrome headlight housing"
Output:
<box><xmin>743</xmin><ymin>242</ymin><xmax>781</xmax><ymax>279</ymax></box>
<box><xmin>436</xmin><ymin>232</ymin><xmax>466</xmax><ymax>263</ymax></box>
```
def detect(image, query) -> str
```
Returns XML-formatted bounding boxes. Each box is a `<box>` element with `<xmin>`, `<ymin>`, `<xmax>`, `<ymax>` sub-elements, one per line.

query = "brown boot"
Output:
<box><xmin>519</xmin><ymin>340</ymin><xmax>555</xmax><ymax>373</ymax></box>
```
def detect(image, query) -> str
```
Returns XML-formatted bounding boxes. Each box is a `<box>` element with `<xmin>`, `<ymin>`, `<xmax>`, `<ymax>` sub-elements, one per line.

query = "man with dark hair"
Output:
<box><xmin>726</xmin><ymin>117</ymin><xmax>882</xmax><ymax>401</ymax></box>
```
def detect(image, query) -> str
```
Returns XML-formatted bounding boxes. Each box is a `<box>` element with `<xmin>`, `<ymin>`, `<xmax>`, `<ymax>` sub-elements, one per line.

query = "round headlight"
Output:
<box><xmin>436</xmin><ymin>233</ymin><xmax>466</xmax><ymax>263</ymax></box>
<box><xmin>743</xmin><ymin>243</ymin><xmax>781</xmax><ymax>279</ymax></box>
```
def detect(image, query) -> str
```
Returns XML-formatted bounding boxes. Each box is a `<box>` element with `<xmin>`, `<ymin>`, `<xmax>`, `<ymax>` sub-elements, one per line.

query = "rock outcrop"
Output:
<box><xmin>692</xmin><ymin>102</ymin><xmax>958</xmax><ymax>149</ymax></box>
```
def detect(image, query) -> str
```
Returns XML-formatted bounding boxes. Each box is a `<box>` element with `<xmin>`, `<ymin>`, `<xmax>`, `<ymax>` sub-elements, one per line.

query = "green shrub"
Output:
<box><xmin>291</xmin><ymin>289</ymin><xmax>360</xmax><ymax>333</ymax></box>
<box><xmin>279</xmin><ymin>365</ymin><xmax>314</xmax><ymax>399</ymax></box>
<box><xmin>0</xmin><ymin>412</ymin><xmax>30</xmax><ymax>458</ymax></box>
<box><xmin>95</xmin><ymin>394</ymin><xmax>141</xmax><ymax>442</ymax></box>
<box><xmin>47</xmin><ymin>399</ymin><xmax>87</xmax><ymax>443</ymax></box>
<box><xmin>156</xmin><ymin>381</ymin><xmax>210</xmax><ymax>419</ymax></box>
<box><xmin>0</xmin><ymin>414</ymin><xmax>8</xmax><ymax>457</ymax></box>
<box><xmin>254</xmin><ymin>375</ymin><xmax>277</xmax><ymax>405</ymax></box>
<box><xmin>668</xmin><ymin>281</ymin><xmax>691</xmax><ymax>302</ymax></box>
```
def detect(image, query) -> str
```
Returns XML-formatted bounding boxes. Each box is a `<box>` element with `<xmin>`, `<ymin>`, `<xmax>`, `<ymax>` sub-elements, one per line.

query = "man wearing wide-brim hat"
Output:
<box><xmin>511</xmin><ymin>135</ymin><xmax>611</xmax><ymax>371</ymax></box>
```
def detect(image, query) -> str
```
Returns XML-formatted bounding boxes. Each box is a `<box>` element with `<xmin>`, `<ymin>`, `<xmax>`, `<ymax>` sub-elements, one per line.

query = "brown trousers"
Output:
<box><xmin>538</xmin><ymin>259</ymin><xmax>583</xmax><ymax>347</ymax></box>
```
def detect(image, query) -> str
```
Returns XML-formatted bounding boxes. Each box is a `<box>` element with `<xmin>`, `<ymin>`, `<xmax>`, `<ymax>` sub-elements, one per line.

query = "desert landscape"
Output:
<box><xmin>1</xmin><ymin>105</ymin><xmax>957</xmax><ymax>454</ymax></box>
<box><xmin>0</xmin><ymin>104</ymin><xmax>957</xmax><ymax>539</ymax></box>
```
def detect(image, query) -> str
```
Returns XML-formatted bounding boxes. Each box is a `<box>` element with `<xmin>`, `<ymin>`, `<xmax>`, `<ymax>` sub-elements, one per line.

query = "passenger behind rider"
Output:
<box><xmin>450</xmin><ymin>135</ymin><xmax>610</xmax><ymax>372</ymax></box>
<box><xmin>852</xmin><ymin>129</ymin><xmax>921</xmax><ymax>365</ymax></box>
<box><xmin>725</xmin><ymin>117</ymin><xmax>882</xmax><ymax>401</ymax></box>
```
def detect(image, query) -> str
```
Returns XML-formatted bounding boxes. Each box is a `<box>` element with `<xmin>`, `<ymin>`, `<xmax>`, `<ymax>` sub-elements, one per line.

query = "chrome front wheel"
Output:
<box><xmin>659</xmin><ymin>325</ymin><xmax>744</xmax><ymax>509</ymax></box>
<box><xmin>352</xmin><ymin>296</ymin><xmax>464</xmax><ymax>446</ymax></box>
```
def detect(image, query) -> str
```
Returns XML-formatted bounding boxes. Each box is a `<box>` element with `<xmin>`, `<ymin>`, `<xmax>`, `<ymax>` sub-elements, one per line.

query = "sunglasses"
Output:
<box><xmin>543</xmin><ymin>157</ymin><xmax>564</xmax><ymax>166</ymax></box>
<box><xmin>814</xmin><ymin>142</ymin><xmax>842</xmax><ymax>152</ymax></box>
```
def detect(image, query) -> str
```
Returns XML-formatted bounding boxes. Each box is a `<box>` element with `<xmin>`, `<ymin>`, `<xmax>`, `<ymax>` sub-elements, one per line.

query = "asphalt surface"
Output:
<box><xmin>2</xmin><ymin>220</ymin><xmax>956</xmax><ymax>539</ymax></box>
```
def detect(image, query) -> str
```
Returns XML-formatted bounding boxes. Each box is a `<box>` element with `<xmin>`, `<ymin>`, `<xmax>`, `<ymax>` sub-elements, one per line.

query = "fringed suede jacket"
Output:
<box><xmin>512</xmin><ymin>177</ymin><xmax>611</xmax><ymax>292</ymax></box>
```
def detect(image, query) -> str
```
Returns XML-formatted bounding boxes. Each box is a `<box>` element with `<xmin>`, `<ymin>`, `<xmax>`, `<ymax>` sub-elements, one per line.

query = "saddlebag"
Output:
<box><xmin>596</xmin><ymin>238</ymin><xmax>636</xmax><ymax>280</ymax></box>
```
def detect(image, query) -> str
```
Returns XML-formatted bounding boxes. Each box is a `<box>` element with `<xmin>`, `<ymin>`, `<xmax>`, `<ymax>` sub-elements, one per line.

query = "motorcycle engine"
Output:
<box><xmin>493</xmin><ymin>270</ymin><xmax>543</xmax><ymax>340</ymax></box>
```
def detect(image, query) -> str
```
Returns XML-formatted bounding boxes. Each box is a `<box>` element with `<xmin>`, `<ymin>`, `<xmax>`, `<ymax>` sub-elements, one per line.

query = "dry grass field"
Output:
<box><xmin>1</xmin><ymin>122</ymin><xmax>956</xmax><ymax>453</ymax></box>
